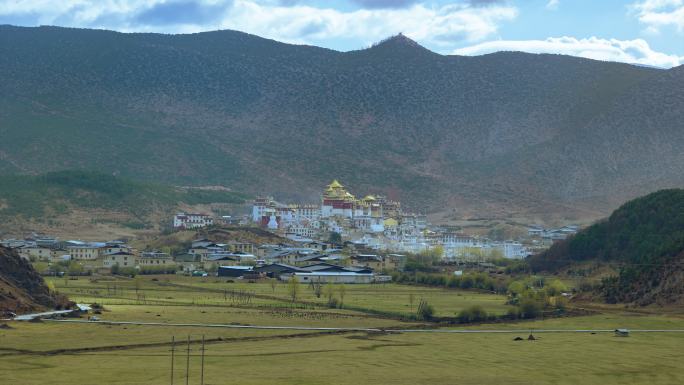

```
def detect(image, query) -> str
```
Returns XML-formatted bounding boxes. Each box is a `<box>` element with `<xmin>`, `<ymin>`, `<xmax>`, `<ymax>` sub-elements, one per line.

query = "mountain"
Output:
<box><xmin>0</xmin><ymin>171</ymin><xmax>247</xmax><ymax>234</ymax></box>
<box><xmin>0</xmin><ymin>246</ymin><xmax>69</xmax><ymax>313</ymax></box>
<box><xmin>529</xmin><ymin>189</ymin><xmax>684</xmax><ymax>305</ymax></box>
<box><xmin>1</xmin><ymin>25</ymin><xmax>682</xmax><ymax>219</ymax></box>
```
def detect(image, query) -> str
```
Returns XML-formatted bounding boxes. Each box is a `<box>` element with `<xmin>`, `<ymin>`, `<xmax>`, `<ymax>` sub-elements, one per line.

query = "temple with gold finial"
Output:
<box><xmin>253</xmin><ymin>179</ymin><xmax>401</xmax><ymax>235</ymax></box>
<box><xmin>320</xmin><ymin>180</ymin><xmax>385</xmax><ymax>232</ymax></box>
<box><xmin>321</xmin><ymin>179</ymin><xmax>357</xmax><ymax>218</ymax></box>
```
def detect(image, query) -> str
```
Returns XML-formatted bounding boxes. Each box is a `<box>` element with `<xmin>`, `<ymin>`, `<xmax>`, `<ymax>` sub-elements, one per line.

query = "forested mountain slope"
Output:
<box><xmin>1</xmin><ymin>26</ymin><xmax>682</xmax><ymax>216</ymax></box>
<box><xmin>530</xmin><ymin>189</ymin><xmax>684</xmax><ymax>304</ymax></box>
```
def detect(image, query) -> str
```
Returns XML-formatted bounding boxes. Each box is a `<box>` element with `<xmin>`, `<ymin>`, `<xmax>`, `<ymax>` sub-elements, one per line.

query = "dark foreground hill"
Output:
<box><xmin>1</xmin><ymin>26</ymin><xmax>683</xmax><ymax>217</ymax></box>
<box><xmin>0</xmin><ymin>246</ymin><xmax>69</xmax><ymax>313</ymax></box>
<box><xmin>530</xmin><ymin>189</ymin><xmax>684</xmax><ymax>305</ymax></box>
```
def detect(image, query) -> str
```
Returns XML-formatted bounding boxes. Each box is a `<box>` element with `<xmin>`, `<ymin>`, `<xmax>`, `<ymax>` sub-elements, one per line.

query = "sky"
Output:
<box><xmin>1</xmin><ymin>0</ymin><xmax>683</xmax><ymax>67</ymax></box>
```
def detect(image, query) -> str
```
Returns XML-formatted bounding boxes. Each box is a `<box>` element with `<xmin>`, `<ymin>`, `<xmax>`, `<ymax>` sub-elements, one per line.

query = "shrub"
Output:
<box><xmin>458</xmin><ymin>305</ymin><xmax>488</xmax><ymax>323</ymax></box>
<box><xmin>506</xmin><ymin>306</ymin><xmax>521</xmax><ymax>319</ymax></box>
<box><xmin>460</xmin><ymin>274</ymin><xmax>474</xmax><ymax>289</ymax></box>
<box><xmin>545</xmin><ymin>279</ymin><xmax>568</xmax><ymax>296</ymax></box>
<box><xmin>518</xmin><ymin>298</ymin><xmax>542</xmax><ymax>319</ymax></box>
<box><xmin>417</xmin><ymin>299</ymin><xmax>434</xmax><ymax>320</ymax></box>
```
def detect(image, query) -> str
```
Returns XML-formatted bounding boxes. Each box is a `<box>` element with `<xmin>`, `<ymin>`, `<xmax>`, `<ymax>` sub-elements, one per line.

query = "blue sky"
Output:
<box><xmin>1</xmin><ymin>0</ymin><xmax>683</xmax><ymax>67</ymax></box>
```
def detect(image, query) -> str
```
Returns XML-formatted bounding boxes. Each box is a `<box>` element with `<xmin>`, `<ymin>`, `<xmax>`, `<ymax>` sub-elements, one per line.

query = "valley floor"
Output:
<box><xmin>1</xmin><ymin>276</ymin><xmax>683</xmax><ymax>384</ymax></box>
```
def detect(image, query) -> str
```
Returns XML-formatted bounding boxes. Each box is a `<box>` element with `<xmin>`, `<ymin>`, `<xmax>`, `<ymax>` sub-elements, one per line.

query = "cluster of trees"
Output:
<box><xmin>457</xmin><ymin>305</ymin><xmax>489</xmax><ymax>323</ymax></box>
<box><xmin>402</xmin><ymin>247</ymin><xmax>444</xmax><ymax>272</ymax></box>
<box><xmin>393</xmin><ymin>273</ymin><xmax>571</xmax><ymax>322</ymax></box>
<box><xmin>506</xmin><ymin>277</ymin><xmax>568</xmax><ymax>319</ymax></box>
<box><xmin>35</xmin><ymin>260</ymin><xmax>180</xmax><ymax>278</ymax></box>
<box><xmin>33</xmin><ymin>260</ymin><xmax>90</xmax><ymax>277</ymax></box>
<box><xmin>392</xmin><ymin>271</ymin><xmax>509</xmax><ymax>294</ymax></box>
<box><xmin>110</xmin><ymin>264</ymin><xmax>138</xmax><ymax>277</ymax></box>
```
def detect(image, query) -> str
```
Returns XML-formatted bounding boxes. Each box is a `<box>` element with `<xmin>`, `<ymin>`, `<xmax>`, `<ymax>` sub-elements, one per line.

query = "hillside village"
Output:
<box><xmin>1</xmin><ymin>180</ymin><xmax>578</xmax><ymax>283</ymax></box>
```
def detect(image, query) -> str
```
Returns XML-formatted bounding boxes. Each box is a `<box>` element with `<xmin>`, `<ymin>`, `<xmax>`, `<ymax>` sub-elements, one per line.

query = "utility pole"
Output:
<box><xmin>185</xmin><ymin>335</ymin><xmax>190</xmax><ymax>385</ymax></box>
<box><xmin>170</xmin><ymin>336</ymin><xmax>175</xmax><ymax>385</ymax></box>
<box><xmin>200</xmin><ymin>335</ymin><xmax>205</xmax><ymax>385</ymax></box>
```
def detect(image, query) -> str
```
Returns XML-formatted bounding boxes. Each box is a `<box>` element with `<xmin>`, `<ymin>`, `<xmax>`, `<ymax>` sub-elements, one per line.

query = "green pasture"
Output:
<box><xmin>3</xmin><ymin>275</ymin><xmax>684</xmax><ymax>384</ymax></box>
<box><xmin>3</xmin><ymin>314</ymin><xmax>684</xmax><ymax>385</ymax></box>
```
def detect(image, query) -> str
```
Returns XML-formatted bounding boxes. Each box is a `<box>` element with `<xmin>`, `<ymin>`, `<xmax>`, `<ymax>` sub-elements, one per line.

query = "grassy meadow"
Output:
<box><xmin>2</xmin><ymin>275</ymin><xmax>684</xmax><ymax>384</ymax></box>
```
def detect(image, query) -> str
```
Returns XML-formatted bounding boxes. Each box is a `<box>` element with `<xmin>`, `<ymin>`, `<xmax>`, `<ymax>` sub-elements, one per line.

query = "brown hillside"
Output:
<box><xmin>0</xmin><ymin>247</ymin><xmax>68</xmax><ymax>313</ymax></box>
<box><xmin>2</xmin><ymin>26</ymin><xmax>683</xmax><ymax>218</ymax></box>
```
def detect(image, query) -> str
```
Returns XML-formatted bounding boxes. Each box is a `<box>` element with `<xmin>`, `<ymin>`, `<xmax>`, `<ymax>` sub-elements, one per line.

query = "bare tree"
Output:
<box><xmin>287</xmin><ymin>276</ymin><xmax>300</xmax><ymax>303</ymax></box>
<box><xmin>338</xmin><ymin>284</ymin><xmax>346</xmax><ymax>306</ymax></box>
<box><xmin>312</xmin><ymin>278</ymin><xmax>323</xmax><ymax>298</ymax></box>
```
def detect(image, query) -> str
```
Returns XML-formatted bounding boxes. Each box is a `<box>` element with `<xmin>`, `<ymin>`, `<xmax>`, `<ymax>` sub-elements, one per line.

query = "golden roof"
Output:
<box><xmin>328</xmin><ymin>180</ymin><xmax>343</xmax><ymax>189</ymax></box>
<box><xmin>362</xmin><ymin>195</ymin><xmax>376</xmax><ymax>201</ymax></box>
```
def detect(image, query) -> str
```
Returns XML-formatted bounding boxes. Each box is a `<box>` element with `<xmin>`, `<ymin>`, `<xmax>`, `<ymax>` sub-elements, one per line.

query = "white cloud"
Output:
<box><xmin>0</xmin><ymin>1</ymin><xmax>518</xmax><ymax>49</ymax></box>
<box><xmin>222</xmin><ymin>1</ymin><xmax>517</xmax><ymax>47</ymax></box>
<box><xmin>453</xmin><ymin>36</ymin><xmax>684</xmax><ymax>68</ymax></box>
<box><xmin>631</xmin><ymin>0</ymin><xmax>684</xmax><ymax>33</ymax></box>
<box><xmin>546</xmin><ymin>0</ymin><xmax>560</xmax><ymax>10</ymax></box>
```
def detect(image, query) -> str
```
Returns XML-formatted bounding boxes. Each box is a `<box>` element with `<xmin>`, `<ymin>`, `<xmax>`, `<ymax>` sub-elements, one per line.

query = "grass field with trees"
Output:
<box><xmin>3</xmin><ymin>275</ymin><xmax>684</xmax><ymax>384</ymax></box>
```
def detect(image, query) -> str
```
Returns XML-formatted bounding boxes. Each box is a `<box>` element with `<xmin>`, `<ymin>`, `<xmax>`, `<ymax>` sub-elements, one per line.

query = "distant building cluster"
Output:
<box><xmin>0</xmin><ymin>235</ymin><xmax>173</xmax><ymax>272</ymax></box>
<box><xmin>252</xmin><ymin>180</ymin><xmax>403</xmax><ymax>235</ymax></box>
<box><xmin>1</xmin><ymin>183</ymin><xmax>583</xmax><ymax>278</ymax></box>
<box><xmin>527</xmin><ymin>225</ymin><xmax>579</xmax><ymax>242</ymax></box>
<box><xmin>1</xmin><ymin>233</ymin><xmax>398</xmax><ymax>283</ymax></box>
<box><xmin>252</xmin><ymin>180</ymin><xmax>534</xmax><ymax>260</ymax></box>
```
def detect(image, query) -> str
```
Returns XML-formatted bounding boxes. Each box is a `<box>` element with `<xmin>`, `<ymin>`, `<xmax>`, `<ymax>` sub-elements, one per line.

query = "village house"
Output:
<box><xmin>350</xmin><ymin>254</ymin><xmax>397</xmax><ymax>272</ymax></box>
<box><xmin>173</xmin><ymin>253</ymin><xmax>201</xmax><ymax>272</ymax></box>
<box><xmin>256</xmin><ymin>244</ymin><xmax>280</xmax><ymax>258</ymax></box>
<box><xmin>294</xmin><ymin>253</ymin><xmax>329</xmax><ymax>267</ymax></box>
<box><xmin>387</xmin><ymin>254</ymin><xmax>407</xmax><ymax>270</ymax></box>
<box><xmin>263</xmin><ymin>249</ymin><xmax>299</xmax><ymax>265</ymax></box>
<box><xmin>225</xmin><ymin>241</ymin><xmax>255</xmax><ymax>254</ymax></box>
<box><xmin>102</xmin><ymin>251</ymin><xmax>137</xmax><ymax>269</ymax></box>
<box><xmin>102</xmin><ymin>240</ymin><xmax>131</xmax><ymax>255</ymax></box>
<box><xmin>66</xmin><ymin>241</ymin><xmax>106</xmax><ymax>260</ymax></box>
<box><xmin>285</xmin><ymin>225</ymin><xmax>317</xmax><ymax>239</ymax></box>
<box><xmin>302</xmin><ymin>241</ymin><xmax>331</xmax><ymax>251</ymax></box>
<box><xmin>217</xmin><ymin>265</ymin><xmax>253</xmax><ymax>277</ymax></box>
<box><xmin>49</xmin><ymin>248</ymin><xmax>70</xmax><ymax>262</ymax></box>
<box><xmin>138</xmin><ymin>251</ymin><xmax>174</xmax><ymax>267</ymax></box>
<box><xmin>191</xmin><ymin>238</ymin><xmax>213</xmax><ymax>248</ymax></box>
<box><xmin>203</xmin><ymin>253</ymin><xmax>241</xmax><ymax>270</ymax></box>
<box><xmin>283</xmin><ymin>271</ymin><xmax>375</xmax><ymax>284</ymax></box>
<box><xmin>253</xmin><ymin>263</ymin><xmax>307</xmax><ymax>279</ymax></box>
<box><xmin>173</xmin><ymin>213</ymin><xmax>214</xmax><ymax>229</ymax></box>
<box><xmin>189</xmin><ymin>244</ymin><xmax>226</xmax><ymax>260</ymax></box>
<box><xmin>16</xmin><ymin>245</ymin><xmax>53</xmax><ymax>261</ymax></box>
<box><xmin>300</xmin><ymin>263</ymin><xmax>372</xmax><ymax>274</ymax></box>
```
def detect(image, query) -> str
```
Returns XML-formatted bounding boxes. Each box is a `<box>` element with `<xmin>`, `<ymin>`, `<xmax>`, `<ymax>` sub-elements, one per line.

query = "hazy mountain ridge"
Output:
<box><xmin>0</xmin><ymin>25</ymin><xmax>682</xmax><ymax>217</ymax></box>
